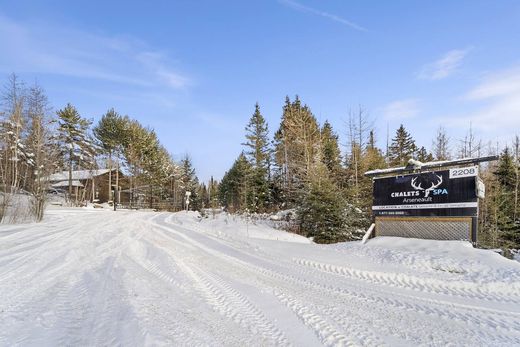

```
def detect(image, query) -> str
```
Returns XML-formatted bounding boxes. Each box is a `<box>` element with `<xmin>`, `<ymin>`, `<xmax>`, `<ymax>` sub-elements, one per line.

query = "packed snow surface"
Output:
<box><xmin>1</xmin><ymin>208</ymin><xmax>520</xmax><ymax>346</ymax></box>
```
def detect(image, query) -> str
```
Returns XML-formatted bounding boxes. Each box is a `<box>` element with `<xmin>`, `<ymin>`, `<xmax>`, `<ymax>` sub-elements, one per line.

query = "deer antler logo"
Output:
<box><xmin>411</xmin><ymin>174</ymin><xmax>443</xmax><ymax>197</ymax></box>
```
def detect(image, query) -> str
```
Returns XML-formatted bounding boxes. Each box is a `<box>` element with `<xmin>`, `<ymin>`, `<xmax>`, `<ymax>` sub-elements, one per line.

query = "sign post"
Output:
<box><xmin>185</xmin><ymin>191</ymin><xmax>191</xmax><ymax>212</ymax></box>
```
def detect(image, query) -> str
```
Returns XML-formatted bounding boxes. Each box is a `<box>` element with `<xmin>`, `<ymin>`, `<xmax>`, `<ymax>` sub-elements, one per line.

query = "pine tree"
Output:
<box><xmin>357</xmin><ymin>130</ymin><xmax>386</xmax><ymax>211</ymax></box>
<box><xmin>242</xmin><ymin>103</ymin><xmax>271</xmax><ymax>211</ymax></box>
<box><xmin>208</xmin><ymin>176</ymin><xmax>220</xmax><ymax>210</ymax></box>
<box><xmin>274</xmin><ymin>96</ymin><xmax>320</xmax><ymax>205</ymax></box>
<box><xmin>299</xmin><ymin>163</ymin><xmax>348</xmax><ymax>244</ymax></box>
<box><xmin>320</xmin><ymin>120</ymin><xmax>343</xmax><ymax>185</ymax></box>
<box><xmin>417</xmin><ymin>146</ymin><xmax>434</xmax><ymax>162</ymax></box>
<box><xmin>198</xmin><ymin>183</ymin><xmax>209</xmax><ymax>209</ymax></box>
<box><xmin>56</xmin><ymin>103</ymin><xmax>97</xmax><ymax>201</ymax></box>
<box><xmin>121</xmin><ymin>120</ymin><xmax>174</xmax><ymax>206</ymax></box>
<box><xmin>93</xmin><ymin>109</ymin><xmax>127</xmax><ymax>201</ymax></box>
<box><xmin>218</xmin><ymin>153</ymin><xmax>253</xmax><ymax>212</ymax></box>
<box><xmin>493</xmin><ymin>147</ymin><xmax>520</xmax><ymax>247</ymax></box>
<box><xmin>388</xmin><ymin>124</ymin><xmax>417</xmax><ymax>166</ymax></box>
<box><xmin>179</xmin><ymin>155</ymin><xmax>200</xmax><ymax>210</ymax></box>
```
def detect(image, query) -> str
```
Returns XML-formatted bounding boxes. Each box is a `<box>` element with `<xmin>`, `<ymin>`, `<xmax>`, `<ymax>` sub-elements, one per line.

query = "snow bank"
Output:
<box><xmin>171</xmin><ymin>211</ymin><xmax>310</xmax><ymax>244</ymax></box>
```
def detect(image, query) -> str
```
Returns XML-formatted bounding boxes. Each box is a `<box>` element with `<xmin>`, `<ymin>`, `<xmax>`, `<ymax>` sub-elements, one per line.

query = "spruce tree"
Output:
<box><xmin>179</xmin><ymin>155</ymin><xmax>200</xmax><ymax>210</ymax></box>
<box><xmin>208</xmin><ymin>176</ymin><xmax>220</xmax><ymax>210</ymax></box>
<box><xmin>493</xmin><ymin>147</ymin><xmax>520</xmax><ymax>247</ymax></box>
<box><xmin>417</xmin><ymin>146</ymin><xmax>434</xmax><ymax>162</ymax></box>
<box><xmin>320</xmin><ymin>120</ymin><xmax>343</xmax><ymax>185</ymax></box>
<box><xmin>298</xmin><ymin>162</ymin><xmax>350</xmax><ymax>243</ymax></box>
<box><xmin>218</xmin><ymin>153</ymin><xmax>253</xmax><ymax>212</ymax></box>
<box><xmin>388</xmin><ymin>124</ymin><xmax>417</xmax><ymax>166</ymax></box>
<box><xmin>242</xmin><ymin>103</ymin><xmax>271</xmax><ymax>211</ymax></box>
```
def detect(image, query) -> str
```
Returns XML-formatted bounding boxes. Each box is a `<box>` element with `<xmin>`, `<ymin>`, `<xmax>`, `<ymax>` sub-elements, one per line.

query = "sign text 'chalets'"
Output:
<box><xmin>372</xmin><ymin>167</ymin><xmax>478</xmax><ymax>217</ymax></box>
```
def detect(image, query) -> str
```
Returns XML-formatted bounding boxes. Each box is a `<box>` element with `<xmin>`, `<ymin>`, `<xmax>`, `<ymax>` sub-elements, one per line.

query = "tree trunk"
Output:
<box><xmin>108</xmin><ymin>151</ymin><xmax>112</xmax><ymax>202</ymax></box>
<box><xmin>68</xmin><ymin>148</ymin><xmax>73</xmax><ymax>202</ymax></box>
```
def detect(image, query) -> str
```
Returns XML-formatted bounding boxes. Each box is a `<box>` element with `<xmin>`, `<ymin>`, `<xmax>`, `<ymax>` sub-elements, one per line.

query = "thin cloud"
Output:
<box><xmin>465</xmin><ymin>66</ymin><xmax>520</xmax><ymax>101</ymax></box>
<box><xmin>0</xmin><ymin>15</ymin><xmax>190</xmax><ymax>90</ymax></box>
<box><xmin>437</xmin><ymin>65</ymin><xmax>520</xmax><ymax>133</ymax></box>
<box><xmin>136</xmin><ymin>52</ymin><xmax>190</xmax><ymax>89</ymax></box>
<box><xmin>278</xmin><ymin>0</ymin><xmax>367</xmax><ymax>32</ymax></box>
<box><xmin>418</xmin><ymin>49</ymin><xmax>470</xmax><ymax>80</ymax></box>
<box><xmin>381</xmin><ymin>99</ymin><xmax>420</xmax><ymax>120</ymax></box>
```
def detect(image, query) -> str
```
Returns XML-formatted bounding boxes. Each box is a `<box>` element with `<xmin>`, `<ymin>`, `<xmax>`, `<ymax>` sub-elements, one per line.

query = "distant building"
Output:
<box><xmin>47</xmin><ymin>169</ymin><xmax>124</xmax><ymax>203</ymax></box>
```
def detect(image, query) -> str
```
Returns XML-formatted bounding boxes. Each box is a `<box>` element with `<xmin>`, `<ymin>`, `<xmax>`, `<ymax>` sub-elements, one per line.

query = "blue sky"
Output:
<box><xmin>1</xmin><ymin>1</ymin><xmax>520</xmax><ymax>181</ymax></box>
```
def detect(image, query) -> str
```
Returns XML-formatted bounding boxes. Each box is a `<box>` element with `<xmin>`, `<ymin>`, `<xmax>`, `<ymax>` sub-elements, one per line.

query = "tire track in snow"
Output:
<box><xmin>294</xmin><ymin>258</ymin><xmax>520</xmax><ymax>304</ymax></box>
<box><xmin>156</xmin><ymin>214</ymin><xmax>520</xmax><ymax>346</ymax></box>
<box><xmin>51</xmin><ymin>257</ymin><xmax>141</xmax><ymax>346</ymax></box>
<box><xmin>0</xmin><ymin>211</ymin><xmax>120</xmax><ymax>282</ymax></box>
<box><xmin>1</xmin><ymin>211</ymin><xmax>145</xmax><ymax>346</ymax></box>
<box><xmin>256</xmin><ymin>262</ymin><xmax>520</xmax><ymax>346</ymax></box>
<box><xmin>259</xmin><ymin>257</ymin><xmax>520</xmax><ymax>343</ymax></box>
<box><xmin>154</xmin><ymin>216</ymin><xmax>386</xmax><ymax>346</ymax></box>
<box><xmin>275</xmin><ymin>291</ymin><xmax>381</xmax><ymax>347</ymax></box>
<box><xmin>164</xmin><ymin>247</ymin><xmax>291</xmax><ymax>345</ymax></box>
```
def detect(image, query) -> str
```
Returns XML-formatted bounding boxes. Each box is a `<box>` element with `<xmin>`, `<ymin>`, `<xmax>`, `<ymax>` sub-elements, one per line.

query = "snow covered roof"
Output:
<box><xmin>365</xmin><ymin>156</ymin><xmax>498</xmax><ymax>177</ymax></box>
<box><xmin>47</xmin><ymin>169</ymin><xmax>115</xmax><ymax>182</ymax></box>
<box><xmin>52</xmin><ymin>180</ymin><xmax>84</xmax><ymax>188</ymax></box>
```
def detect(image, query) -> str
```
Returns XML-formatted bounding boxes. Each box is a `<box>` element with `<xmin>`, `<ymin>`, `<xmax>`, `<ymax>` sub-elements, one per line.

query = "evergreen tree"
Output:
<box><xmin>243</xmin><ymin>103</ymin><xmax>270</xmax><ymax>170</ymax></box>
<box><xmin>493</xmin><ymin>147</ymin><xmax>520</xmax><ymax>247</ymax></box>
<box><xmin>299</xmin><ymin>164</ymin><xmax>348</xmax><ymax>243</ymax></box>
<box><xmin>242</xmin><ymin>103</ymin><xmax>271</xmax><ymax>211</ymax></box>
<box><xmin>93</xmin><ymin>109</ymin><xmax>127</xmax><ymax>201</ymax></box>
<box><xmin>218</xmin><ymin>153</ymin><xmax>253</xmax><ymax>212</ymax></box>
<box><xmin>198</xmin><ymin>183</ymin><xmax>209</xmax><ymax>209</ymax></box>
<box><xmin>209</xmin><ymin>176</ymin><xmax>220</xmax><ymax>209</ymax></box>
<box><xmin>417</xmin><ymin>146</ymin><xmax>434</xmax><ymax>162</ymax></box>
<box><xmin>56</xmin><ymin>103</ymin><xmax>97</xmax><ymax>200</ymax></box>
<box><xmin>274</xmin><ymin>96</ymin><xmax>320</xmax><ymax>205</ymax></box>
<box><xmin>320</xmin><ymin>120</ymin><xmax>343</xmax><ymax>185</ymax></box>
<box><xmin>388</xmin><ymin>124</ymin><xmax>417</xmax><ymax>166</ymax></box>
<box><xmin>357</xmin><ymin>130</ymin><xmax>386</xmax><ymax>211</ymax></box>
<box><xmin>179</xmin><ymin>155</ymin><xmax>200</xmax><ymax>210</ymax></box>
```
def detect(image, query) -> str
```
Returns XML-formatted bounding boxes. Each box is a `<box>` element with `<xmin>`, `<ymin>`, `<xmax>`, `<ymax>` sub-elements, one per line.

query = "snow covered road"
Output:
<box><xmin>1</xmin><ymin>208</ymin><xmax>520</xmax><ymax>346</ymax></box>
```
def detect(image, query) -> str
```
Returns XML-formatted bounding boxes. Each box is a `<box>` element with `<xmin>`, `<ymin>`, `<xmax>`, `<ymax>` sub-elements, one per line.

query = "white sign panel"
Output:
<box><xmin>476</xmin><ymin>177</ymin><xmax>485</xmax><ymax>199</ymax></box>
<box><xmin>449</xmin><ymin>166</ymin><xmax>478</xmax><ymax>179</ymax></box>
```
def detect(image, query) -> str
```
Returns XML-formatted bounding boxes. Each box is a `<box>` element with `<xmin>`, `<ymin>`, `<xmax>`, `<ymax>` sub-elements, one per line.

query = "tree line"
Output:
<box><xmin>0</xmin><ymin>74</ymin><xmax>202</xmax><ymax>222</ymax></box>
<box><xmin>218</xmin><ymin>96</ymin><xmax>520</xmax><ymax>250</ymax></box>
<box><xmin>1</xmin><ymin>73</ymin><xmax>518</xmax><ymax>252</ymax></box>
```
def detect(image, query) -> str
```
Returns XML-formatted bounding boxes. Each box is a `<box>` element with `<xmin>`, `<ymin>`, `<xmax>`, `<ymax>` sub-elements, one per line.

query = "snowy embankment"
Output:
<box><xmin>1</xmin><ymin>208</ymin><xmax>520</xmax><ymax>346</ymax></box>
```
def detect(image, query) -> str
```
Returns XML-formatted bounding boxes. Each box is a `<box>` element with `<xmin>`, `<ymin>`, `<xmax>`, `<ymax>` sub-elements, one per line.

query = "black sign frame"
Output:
<box><xmin>372</xmin><ymin>169</ymin><xmax>478</xmax><ymax>218</ymax></box>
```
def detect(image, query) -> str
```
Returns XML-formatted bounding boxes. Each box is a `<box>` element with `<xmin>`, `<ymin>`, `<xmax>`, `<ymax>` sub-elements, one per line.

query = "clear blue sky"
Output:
<box><xmin>1</xmin><ymin>1</ymin><xmax>519</xmax><ymax>181</ymax></box>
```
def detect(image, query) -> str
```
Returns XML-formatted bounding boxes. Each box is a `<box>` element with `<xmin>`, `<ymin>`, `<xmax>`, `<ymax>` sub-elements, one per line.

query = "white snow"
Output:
<box><xmin>1</xmin><ymin>208</ymin><xmax>520</xmax><ymax>346</ymax></box>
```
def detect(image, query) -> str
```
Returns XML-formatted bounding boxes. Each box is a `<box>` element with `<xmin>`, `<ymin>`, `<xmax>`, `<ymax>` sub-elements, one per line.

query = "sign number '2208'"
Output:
<box><xmin>449</xmin><ymin>166</ymin><xmax>478</xmax><ymax>179</ymax></box>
